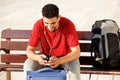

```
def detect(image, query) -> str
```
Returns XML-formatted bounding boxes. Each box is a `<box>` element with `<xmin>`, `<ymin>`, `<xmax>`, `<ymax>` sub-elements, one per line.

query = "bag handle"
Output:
<box><xmin>36</xmin><ymin>67</ymin><xmax>56</xmax><ymax>73</ymax></box>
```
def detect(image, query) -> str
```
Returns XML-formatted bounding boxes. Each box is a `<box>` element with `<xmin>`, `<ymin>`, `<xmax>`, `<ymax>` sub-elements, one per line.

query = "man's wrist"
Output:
<box><xmin>59</xmin><ymin>57</ymin><xmax>62</xmax><ymax>65</ymax></box>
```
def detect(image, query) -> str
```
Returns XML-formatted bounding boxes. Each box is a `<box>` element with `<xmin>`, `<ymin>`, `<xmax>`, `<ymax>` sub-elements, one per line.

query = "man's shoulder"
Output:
<box><xmin>34</xmin><ymin>19</ymin><xmax>44</xmax><ymax>28</ymax></box>
<box><xmin>33</xmin><ymin>18</ymin><xmax>44</xmax><ymax>31</ymax></box>
<box><xmin>35</xmin><ymin>19</ymin><xmax>43</xmax><ymax>24</ymax></box>
<box><xmin>60</xmin><ymin>17</ymin><xmax>70</xmax><ymax>21</ymax></box>
<box><xmin>60</xmin><ymin>17</ymin><xmax>73</xmax><ymax>25</ymax></box>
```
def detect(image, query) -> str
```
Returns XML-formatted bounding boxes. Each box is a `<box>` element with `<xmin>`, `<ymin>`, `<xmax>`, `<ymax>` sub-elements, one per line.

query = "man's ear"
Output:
<box><xmin>58</xmin><ymin>15</ymin><xmax>61</xmax><ymax>21</ymax></box>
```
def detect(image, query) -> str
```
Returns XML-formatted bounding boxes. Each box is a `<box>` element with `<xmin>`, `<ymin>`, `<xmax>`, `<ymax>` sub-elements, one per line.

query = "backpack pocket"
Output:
<box><xmin>107</xmin><ymin>33</ymin><xmax>119</xmax><ymax>57</ymax></box>
<box><xmin>106</xmin><ymin>33</ymin><xmax>120</xmax><ymax>68</ymax></box>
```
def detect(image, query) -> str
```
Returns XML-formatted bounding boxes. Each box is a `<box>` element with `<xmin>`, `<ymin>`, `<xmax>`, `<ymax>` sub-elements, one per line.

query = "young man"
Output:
<box><xmin>24</xmin><ymin>4</ymin><xmax>81</xmax><ymax>80</ymax></box>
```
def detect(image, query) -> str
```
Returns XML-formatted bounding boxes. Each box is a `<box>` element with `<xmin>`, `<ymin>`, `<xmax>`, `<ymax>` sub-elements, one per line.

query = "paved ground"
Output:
<box><xmin>0</xmin><ymin>0</ymin><xmax>120</xmax><ymax>80</ymax></box>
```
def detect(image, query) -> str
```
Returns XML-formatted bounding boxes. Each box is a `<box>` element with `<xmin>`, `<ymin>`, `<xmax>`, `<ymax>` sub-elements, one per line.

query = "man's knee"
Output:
<box><xmin>23</xmin><ymin>58</ymin><xmax>41</xmax><ymax>71</ymax></box>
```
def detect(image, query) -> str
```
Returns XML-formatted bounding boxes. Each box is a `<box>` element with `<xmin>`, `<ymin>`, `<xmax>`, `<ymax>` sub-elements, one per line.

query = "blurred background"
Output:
<box><xmin>0</xmin><ymin>0</ymin><xmax>120</xmax><ymax>80</ymax></box>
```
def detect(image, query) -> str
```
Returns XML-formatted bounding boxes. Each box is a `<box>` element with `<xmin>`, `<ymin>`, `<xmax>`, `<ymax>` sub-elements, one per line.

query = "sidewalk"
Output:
<box><xmin>0</xmin><ymin>72</ymin><xmax>120</xmax><ymax>80</ymax></box>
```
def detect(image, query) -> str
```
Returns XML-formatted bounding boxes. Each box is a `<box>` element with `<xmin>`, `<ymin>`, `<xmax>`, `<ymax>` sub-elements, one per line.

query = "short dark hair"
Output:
<box><xmin>42</xmin><ymin>4</ymin><xmax>59</xmax><ymax>18</ymax></box>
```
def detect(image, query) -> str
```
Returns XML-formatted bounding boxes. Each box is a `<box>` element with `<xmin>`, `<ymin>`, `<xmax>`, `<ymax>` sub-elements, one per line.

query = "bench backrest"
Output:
<box><xmin>0</xmin><ymin>29</ymin><xmax>93</xmax><ymax>65</ymax></box>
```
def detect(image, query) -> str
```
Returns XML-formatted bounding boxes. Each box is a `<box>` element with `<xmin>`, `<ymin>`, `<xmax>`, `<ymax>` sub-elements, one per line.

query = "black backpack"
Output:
<box><xmin>91</xmin><ymin>19</ymin><xmax>120</xmax><ymax>68</ymax></box>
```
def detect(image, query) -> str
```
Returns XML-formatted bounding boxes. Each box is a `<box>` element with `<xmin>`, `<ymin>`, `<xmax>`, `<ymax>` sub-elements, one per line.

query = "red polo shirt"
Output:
<box><xmin>28</xmin><ymin>17</ymin><xmax>79</xmax><ymax>57</ymax></box>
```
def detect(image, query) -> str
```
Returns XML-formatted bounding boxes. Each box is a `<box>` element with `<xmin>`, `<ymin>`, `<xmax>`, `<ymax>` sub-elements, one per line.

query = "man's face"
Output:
<box><xmin>43</xmin><ymin>16</ymin><xmax>60</xmax><ymax>32</ymax></box>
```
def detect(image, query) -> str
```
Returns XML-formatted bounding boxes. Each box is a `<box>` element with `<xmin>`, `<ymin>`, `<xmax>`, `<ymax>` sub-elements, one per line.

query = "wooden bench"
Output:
<box><xmin>0</xmin><ymin>29</ymin><xmax>120</xmax><ymax>80</ymax></box>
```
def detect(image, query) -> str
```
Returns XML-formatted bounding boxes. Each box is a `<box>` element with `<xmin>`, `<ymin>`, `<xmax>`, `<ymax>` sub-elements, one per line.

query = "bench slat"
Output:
<box><xmin>1</xmin><ymin>64</ymin><xmax>120</xmax><ymax>75</ymax></box>
<box><xmin>2</xmin><ymin>30</ymin><xmax>93</xmax><ymax>40</ymax></box>
<box><xmin>1</xmin><ymin>54</ymin><xmax>91</xmax><ymax>65</ymax></box>
<box><xmin>1</xmin><ymin>41</ymin><xmax>28</xmax><ymax>50</ymax></box>
<box><xmin>77</xmin><ymin>31</ymin><xmax>92</xmax><ymax>40</ymax></box>
<box><xmin>80</xmin><ymin>56</ymin><xmax>91</xmax><ymax>65</ymax></box>
<box><xmin>2</xmin><ymin>30</ymin><xmax>31</xmax><ymax>39</ymax></box>
<box><xmin>80</xmin><ymin>43</ymin><xmax>91</xmax><ymax>52</ymax></box>
<box><xmin>1</xmin><ymin>54</ymin><xmax>27</xmax><ymax>63</ymax></box>
<box><xmin>81</xmin><ymin>67</ymin><xmax>120</xmax><ymax>75</ymax></box>
<box><xmin>1</xmin><ymin>41</ymin><xmax>91</xmax><ymax>52</ymax></box>
<box><xmin>1</xmin><ymin>41</ymin><xmax>40</xmax><ymax>51</ymax></box>
<box><xmin>0</xmin><ymin>64</ymin><xmax>23</xmax><ymax>71</ymax></box>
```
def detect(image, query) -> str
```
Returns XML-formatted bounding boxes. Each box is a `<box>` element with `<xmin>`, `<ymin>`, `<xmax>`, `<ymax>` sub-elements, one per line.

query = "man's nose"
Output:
<box><xmin>48</xmin><ymin>24</ymin><xmax>51</xmax><ymax>27</ymax></box>
<box><xmin>48</xmin><ymin>24</ymin><xmax>54</xmax><ymax>27</ymax></box>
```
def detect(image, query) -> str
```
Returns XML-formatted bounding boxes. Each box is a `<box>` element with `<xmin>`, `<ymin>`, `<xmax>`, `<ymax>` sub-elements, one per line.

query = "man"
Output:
<box><xmin>24</xmin><ymin>4</ymin><xmax>81</xmax><ymax>80</ymax></box>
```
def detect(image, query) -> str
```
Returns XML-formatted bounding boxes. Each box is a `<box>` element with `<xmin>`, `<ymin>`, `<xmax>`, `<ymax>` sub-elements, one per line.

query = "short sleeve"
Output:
<box><xmin>28</xmin><ymin>21</ymin><xmax>41</xmax><ymax>47</ymax></box>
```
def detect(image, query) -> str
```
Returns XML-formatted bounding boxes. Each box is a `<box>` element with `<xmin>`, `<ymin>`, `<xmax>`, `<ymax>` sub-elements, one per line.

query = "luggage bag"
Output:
<box><xmin>27</xmin><ymin>67</ymin><xmax>66</xmax><ymax>80</ymax></box>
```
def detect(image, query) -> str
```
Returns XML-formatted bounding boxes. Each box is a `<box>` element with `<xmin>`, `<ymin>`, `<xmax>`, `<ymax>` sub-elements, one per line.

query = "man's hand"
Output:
<box><xmin>37</xmin><ymin>54</ymin><xmax>50</xmax><ymax>66</ymax></box>
<box><xmin>48</xmin><ymin>56</ymin><xmax>61</xmax><ymax>68</ymax></box>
